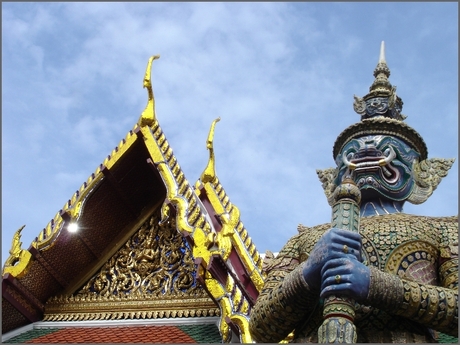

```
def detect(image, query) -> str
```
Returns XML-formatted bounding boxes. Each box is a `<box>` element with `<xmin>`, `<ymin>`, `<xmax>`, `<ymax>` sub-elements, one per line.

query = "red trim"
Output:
<box><xmin>228</xmin><ymin>249</ymin><xmax>258</xmax><ymax>305</ymax></box>
<box><xmin>197</xmin><ymin>187</ymin><xmax>223</xmax><ymax>232</ymax></box>
<box><xmin>196</xmin><ymin>185</ymin><xmax>259</xmax><ymax>305</ymax></box>
<box><xmin>207</xmin><ymin>254</ymin><xmax>228</xmax><ymax>286</ymax></box>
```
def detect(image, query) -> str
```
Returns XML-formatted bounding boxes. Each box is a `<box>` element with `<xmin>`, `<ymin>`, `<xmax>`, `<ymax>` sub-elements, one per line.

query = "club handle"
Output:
<box><xmin>318</xmin><ymin>177</ymin><xmax>361</xmax><ymax>343</ymax></box>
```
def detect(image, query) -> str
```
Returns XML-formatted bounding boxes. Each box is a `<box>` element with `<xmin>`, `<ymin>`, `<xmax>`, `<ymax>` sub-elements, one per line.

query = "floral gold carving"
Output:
<box><xmin>44</xmin><ymin>211</ymin><xmax>219</xmax><ymax>321</ymax></box>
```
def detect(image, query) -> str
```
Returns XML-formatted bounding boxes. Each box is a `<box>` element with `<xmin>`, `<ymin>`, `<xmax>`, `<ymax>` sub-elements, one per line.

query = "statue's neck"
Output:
<box><xmin>360</xmin><ymin>198</ymin><xmax>404</xmax><ymax>217</ymax></box>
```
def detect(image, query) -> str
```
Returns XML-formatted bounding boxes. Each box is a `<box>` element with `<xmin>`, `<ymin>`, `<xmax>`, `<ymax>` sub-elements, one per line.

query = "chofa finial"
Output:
<box><xmin>3</xmin><ymin>225</ymin><xmax>33</xmax><ymax>278</ymax></box>
<box><xmin>200</xmin><ymin>117</ymin><xmax>221</xmax><ymax>183</ymax></box>
<box><xmin>138</xmin><ymin>55</ymin><xmax>160</xmax><ymax>127</ymax></box>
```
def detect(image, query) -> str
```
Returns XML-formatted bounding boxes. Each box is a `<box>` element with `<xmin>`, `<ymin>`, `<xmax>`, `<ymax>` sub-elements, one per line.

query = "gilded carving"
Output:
<box><xmin>77</xmin><ymin>212</ymin><xmax>198</xmax><ymax>297</ymax></box>
<box><xmin>44</xmin><ymin>211</ymin><xmax>219</xmax><ymax>321</ymax></box>
<box><xmin>2</xmin><ymin>225</ymin><xmax>32</xmax><ymax>278</ymax></box>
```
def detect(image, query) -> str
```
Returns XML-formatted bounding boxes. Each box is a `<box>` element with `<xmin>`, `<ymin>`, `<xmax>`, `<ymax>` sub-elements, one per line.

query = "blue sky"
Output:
<box><xmin>2</xmin><ymin>2</ymin><xmax>458</xmax><ymax>265</ymax></box>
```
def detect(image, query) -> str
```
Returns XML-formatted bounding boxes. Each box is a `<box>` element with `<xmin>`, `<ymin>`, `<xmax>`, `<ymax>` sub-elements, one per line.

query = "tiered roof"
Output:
<box><xmin>2</xmin><ymin>56</ymin><xmax>264</xmax><ymax>343</ymax></box>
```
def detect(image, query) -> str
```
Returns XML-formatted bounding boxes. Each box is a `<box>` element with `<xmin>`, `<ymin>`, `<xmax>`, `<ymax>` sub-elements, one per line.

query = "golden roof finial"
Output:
<box><xmin>9</xmin><ymin>225</ymin><xmax>25</xmax><ymax>257</ymax></box>
<box><xmin>3</xmin><ymin>225</ymin><xmax>33</xmax><ymax>278</ymax></box>
<box><xmin>138</xmin><ymin>55</ymin><xmax>160</xmax><ymax>127</ymax></box>
<box><xmin>200</xmin><ymin>117</ymin><xmax>221</xmax><ymax>183</ymax></box>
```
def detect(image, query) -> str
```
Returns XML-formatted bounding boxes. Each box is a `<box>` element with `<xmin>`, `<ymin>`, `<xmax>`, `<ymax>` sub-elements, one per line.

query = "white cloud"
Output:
<box><xmin>2</xmin><ymin>2</ymin><xmax>458</xmax><ymax>265</ymax></box>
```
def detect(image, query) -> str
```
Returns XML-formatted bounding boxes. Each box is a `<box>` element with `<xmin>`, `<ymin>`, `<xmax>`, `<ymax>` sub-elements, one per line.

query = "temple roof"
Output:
<box><xmin>2</xmin><ymin>56</ymin><xmax>264</xmax><ymax>343</ymax></box>
<box><xmin>3</xmin><ymin>322</ymin><xmax>221</xmax><ymax>343</ymax></box>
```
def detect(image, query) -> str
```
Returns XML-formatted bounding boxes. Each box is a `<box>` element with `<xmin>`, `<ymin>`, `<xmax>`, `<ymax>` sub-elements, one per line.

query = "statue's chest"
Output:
<box><xmin>359</xmin><ymin>222</ymin><xmax>439</xmax><ymax>285</ymax></box>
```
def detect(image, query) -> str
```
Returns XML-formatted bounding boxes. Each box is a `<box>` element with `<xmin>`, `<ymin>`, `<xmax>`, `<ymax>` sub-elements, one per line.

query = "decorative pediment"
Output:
<box><xmin>43</xmin><ymin>210</ymin><xmax>219</xmax><ymax>321</ymax></box>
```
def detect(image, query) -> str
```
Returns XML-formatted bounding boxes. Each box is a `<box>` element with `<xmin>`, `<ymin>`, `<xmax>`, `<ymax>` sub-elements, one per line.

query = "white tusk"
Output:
<box><xmin>342</xmin><ymin>154</ymin><xmax>357</xmax><ymax>170</ymax></box>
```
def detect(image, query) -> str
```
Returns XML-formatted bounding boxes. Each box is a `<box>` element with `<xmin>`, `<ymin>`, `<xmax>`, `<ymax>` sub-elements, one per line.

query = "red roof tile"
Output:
<box><xmin>25</xmin><ymin>325</ymin><xmax>199</xmax><ymax>343</ymax></box>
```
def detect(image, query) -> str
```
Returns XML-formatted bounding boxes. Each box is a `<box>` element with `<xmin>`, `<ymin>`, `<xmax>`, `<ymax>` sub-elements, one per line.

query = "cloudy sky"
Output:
<box><xmin>2</xmin><ymin>2</ymin><xmax>458</xmax><ymax>265</ymax></box>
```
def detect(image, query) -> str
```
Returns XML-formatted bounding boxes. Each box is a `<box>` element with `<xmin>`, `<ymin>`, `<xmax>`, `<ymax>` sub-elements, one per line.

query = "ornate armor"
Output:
<box><xmin>250</xmin><ymin>214</ymin><xmax>458</xmax><ymax>343</ymax></box>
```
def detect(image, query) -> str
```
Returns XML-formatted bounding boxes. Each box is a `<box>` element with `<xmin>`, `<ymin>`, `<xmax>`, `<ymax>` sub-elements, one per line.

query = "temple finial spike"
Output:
<box><xmin>200</xmin><ymin>117</ymin><xmax>221</xmax><ymax>183</ymax></box>
<box><xmin>379</xmin><ymin>41</ymin><xmax>386</xmax><ymax>64</ymax></box>
<box><xmin>138</xmin><ymin>55</ymin><xmax>160</xmax><ymax>127</ymax></box>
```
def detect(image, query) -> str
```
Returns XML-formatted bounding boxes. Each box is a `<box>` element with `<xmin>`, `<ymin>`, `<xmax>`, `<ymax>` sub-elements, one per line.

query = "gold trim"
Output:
<box><xmin>2</xmin><ymin>225</ymin><xmax>32</xmax><ymax>278</ymax></box>
<box><xmin>32</xmin><ymin>129</ymin><xmax>140</xmax><ymax>251</ymax></box>
<box><xmin>384</xmin><ymin>240</ymin><xmax>438</xmax><ymax>275</ymax></box>
<box><xmin>200</xmin><ymin>117</ymin><xmax>220</xmax><ymax>184</ymax></box>
<box><xmin>199</xmin><ymin>175</ymin><xmax>264</xmax><ymax>290</ymax></box>
<box><xmin>192</xmin><ymin>118</ymin><xmax>266</xmax><ymax>341</ymax></box>
<box><xmin>44</xmin><ymin>292</ymin><xmax>219</xmax><ymax>321</ymax></box>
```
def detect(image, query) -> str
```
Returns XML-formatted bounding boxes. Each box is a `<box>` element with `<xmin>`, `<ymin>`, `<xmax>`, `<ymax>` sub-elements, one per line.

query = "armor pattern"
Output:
<box><xmin>249</xmin><ymin>214</ymin><xmax>458</xmax><ymax>343</ymax></box>
<box><xmin>249</xmin><ymin>233</ymin><xmax>320</xmax><ymax>343</ymax></box>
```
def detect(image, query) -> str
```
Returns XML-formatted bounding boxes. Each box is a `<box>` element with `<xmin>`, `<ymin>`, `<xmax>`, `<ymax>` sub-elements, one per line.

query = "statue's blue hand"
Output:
<box><xmin>302</xmin><ymin>228</ymin><xmax>362</xmax><ymax>291</ymax></box>
<box><xmin>319</xmin><ymin>257</ymin><xmax>370</xmax><ymax>302</ymax></box>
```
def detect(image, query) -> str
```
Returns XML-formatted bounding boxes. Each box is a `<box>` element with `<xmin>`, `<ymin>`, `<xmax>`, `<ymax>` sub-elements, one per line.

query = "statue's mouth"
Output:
<box><xmin>342</xmin><ymin>147</ymin><xmax>400</xmax><ymax>184</ymax></box>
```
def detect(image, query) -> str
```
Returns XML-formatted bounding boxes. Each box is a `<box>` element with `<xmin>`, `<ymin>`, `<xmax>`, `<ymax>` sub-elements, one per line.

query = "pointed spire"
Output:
<box><xmin>378</xmin><ymin>40</ymin><xmax>386</xmax><ymax>64</ymax></box>
<box><xmin>370</xmin><ymin>41</ymin><xmax>391</xmax><ymax>94</ymax></box>
<box><xmin>353</xmin><ymin>41</ymin><xmax>405</xmax><ymax>121</ymax></box>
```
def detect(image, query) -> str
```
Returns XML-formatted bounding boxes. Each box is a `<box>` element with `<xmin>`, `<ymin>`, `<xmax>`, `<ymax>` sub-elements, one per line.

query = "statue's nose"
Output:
<box><xmin>354</xmin><ymin>146</ymin><xmax>383</xmax><ymax>159</ymax></box>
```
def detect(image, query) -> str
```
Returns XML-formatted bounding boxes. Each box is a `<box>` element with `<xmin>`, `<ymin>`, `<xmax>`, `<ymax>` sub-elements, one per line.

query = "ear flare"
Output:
<box><xmin>316</xmin><ymin>168</ymin><xmax>338</xmax><ymax>206</ymax></box>
<box><xmin>407</xmin><ymin>158</ymin><xmax>455</xmax><ymax>205</ymax></box>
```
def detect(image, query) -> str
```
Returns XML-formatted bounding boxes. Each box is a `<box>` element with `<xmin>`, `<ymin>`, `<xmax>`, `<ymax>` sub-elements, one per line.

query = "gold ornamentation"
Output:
<box><xmin>44</xmin><ymin>292</ymin><xmax>219</xmax><ymax>321</ymax></box>
<box><xmin>44</xmin><ymin>211</ymin><xmax>219</xmax><ymax>321</ymax></box>
<box><xmin>439</xmin><ymin>258</ymin><xmax>458</xmax><ymax>289</ymax></box>
<box><xmin>342</xmin><ymin>245</ymin><xmax>349</xmax><ymax>254</ymax></box>
<box><xmin>353</xmin><ymin>94</ymin><xmax>366</xmax><ymax>115</ymax></box>
<box><xmin>384</xmin><ymin>240</ymin><xmax>438</xmax><ymax>280</ymax></box>
<box><xmin>191</xmin><ymin>118</ymin><xmax>265</xmax><ymax>341</ymax></box>
<box><xmin>140</xmin><ymin>111</ymin><xmax>263</xmax><ymax>341</ymax></box>
<box><xmin>335</xmin><ymin>275</ymin><xmax>341</xmax><ymax>284</ymax></box>
<box><xmin>367</xmin><ymin>266</ymin><xmax>458</xmax><ymax>335</ymax></box>
<box><xmin>138</xmin><ymin>55</ymin><xmax>160</xmax><ymax>127</ymax></box>
<box><xmin>249</xmin><ymin>263</ymin><xmax>319</xmax><ymax>343</ymax></box>
<box><xmin>200</xmin><ymin>117</ymin><xmax>221</xmax><ymax>184</ymax></box>
<box><xmin>3</xmin><ymin>225</ymin><xmax>32</xmax><ymax>278</ymax></box>
<box><xmin>78</xmin><ymin>213</ymin><xmax>197</xmax><ymax>296</ymax></box>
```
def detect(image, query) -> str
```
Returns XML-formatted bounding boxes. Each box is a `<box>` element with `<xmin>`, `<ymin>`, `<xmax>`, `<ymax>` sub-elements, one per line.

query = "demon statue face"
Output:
<box><xmin>317</xmin><ymin>41</ymin><xmax>454</xmax><ymax>209</ymax></box>
<box><xmin>334</xmin><ymin>135</ymin><xmax>420</xmax><ymax>202</ymax></box>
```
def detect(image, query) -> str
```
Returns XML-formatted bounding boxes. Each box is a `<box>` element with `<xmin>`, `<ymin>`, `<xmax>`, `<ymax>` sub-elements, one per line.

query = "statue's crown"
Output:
<box><xmin>352</xmin><ymin>41</ymin><xmax>405</xmax><ymax>121</ymax></box>
<box><xmin>333</xmin><ymin>41</ymin><xmax>428</xmax><ymax>161</ymax></box>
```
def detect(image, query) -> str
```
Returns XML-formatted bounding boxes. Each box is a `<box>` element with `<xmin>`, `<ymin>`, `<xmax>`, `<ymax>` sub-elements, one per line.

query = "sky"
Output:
<box><xmin>2</xmin><ymin>2</ymin><xmax>458</xmax><ymax>266</ymax></box>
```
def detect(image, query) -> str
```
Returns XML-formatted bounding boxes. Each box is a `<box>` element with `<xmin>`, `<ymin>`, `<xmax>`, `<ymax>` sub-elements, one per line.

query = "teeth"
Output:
<box><xmin>342</xmin><ymin>146</ymin><xmax>396</xmax><ymax>170</ymax></box>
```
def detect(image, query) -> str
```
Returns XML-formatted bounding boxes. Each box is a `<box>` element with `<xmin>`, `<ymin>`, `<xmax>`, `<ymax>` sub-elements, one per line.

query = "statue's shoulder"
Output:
<box><xmin>360</xmin><ymin>213</ymin><xmax>458</xmax><ymax>248</ymax></box>
<box><xmin>295</xmin><ymin>222</ymin><xmax>331</xmax><ymax>258</ymax></box>
<box><xmin>359</xmin><ymin>213</ymin><xmax>457</xmax><ymax>228</ymax></box>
